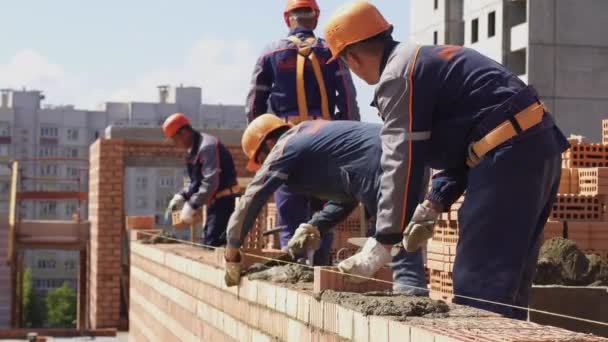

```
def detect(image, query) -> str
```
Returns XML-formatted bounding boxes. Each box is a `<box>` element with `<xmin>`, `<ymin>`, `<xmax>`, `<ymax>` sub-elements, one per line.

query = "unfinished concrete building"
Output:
<box><xmin>410</xmin><ymin>0</ymin><xmax>608</xmax><ymax>141</ymax></box>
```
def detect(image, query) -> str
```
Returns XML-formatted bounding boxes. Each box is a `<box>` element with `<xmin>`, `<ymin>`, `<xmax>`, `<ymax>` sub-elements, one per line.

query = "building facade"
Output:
<box><xmin>0</xmin><ymin>86</ymin><xmax>246</xmax><ymax>299</ymax></box>
<box><xmin>410</xmin><ymin>0</ymin><xmax>608</xmax><ymax>141</ymax></box>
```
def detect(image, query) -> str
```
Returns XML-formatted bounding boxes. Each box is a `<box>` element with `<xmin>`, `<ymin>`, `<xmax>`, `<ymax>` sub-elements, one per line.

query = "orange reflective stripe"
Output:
<box><xmin>400</xmin><ymin>46</ymin><xmax>423</xmax><ymax>231</ymax></box>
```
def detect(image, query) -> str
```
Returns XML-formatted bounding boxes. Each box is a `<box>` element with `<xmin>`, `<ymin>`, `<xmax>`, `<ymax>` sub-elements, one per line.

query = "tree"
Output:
<box><xmin>45</xmin><ymin>282</ymin><xmax>76</xmax><ymax>328</ymax></box>
<box><xmin>22</xmin><ymin>268</ymin><xmax>45</xmax><ymax>327</ymax></box>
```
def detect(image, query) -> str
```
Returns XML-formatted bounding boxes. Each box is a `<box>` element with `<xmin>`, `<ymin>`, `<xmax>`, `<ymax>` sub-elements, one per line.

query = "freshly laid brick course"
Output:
<box><xmin>128</xmin><ymin>239</ymin><xmax>607</xmax><ymax>341</ymax></box>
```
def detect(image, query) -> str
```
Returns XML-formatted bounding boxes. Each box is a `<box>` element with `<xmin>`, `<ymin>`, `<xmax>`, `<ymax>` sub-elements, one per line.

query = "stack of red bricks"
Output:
<box><xmin>427</xmin><ymin>195</ymin><xmax>463</xmax><ymax>302</ymax></box>
<box><xmin>329</xmin><ymin>205</ymin><xmax>365</xmax><ymax>263</ymax></box>
<box><xmin>550</xmin><ymin>120</ymin><xmax>608</xmax><ymax>260</ymax></box>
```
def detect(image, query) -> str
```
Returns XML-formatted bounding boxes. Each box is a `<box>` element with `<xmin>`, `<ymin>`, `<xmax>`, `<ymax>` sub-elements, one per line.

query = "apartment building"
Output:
<box><xmin>410</xmin><ymin>0</ymin><xmax>608</xmax><ymax>141</ymax></box>
<box><xmin>0</xmin><ymin>86</ymin><xmax>246</xmax><ymax>298</ymax></box>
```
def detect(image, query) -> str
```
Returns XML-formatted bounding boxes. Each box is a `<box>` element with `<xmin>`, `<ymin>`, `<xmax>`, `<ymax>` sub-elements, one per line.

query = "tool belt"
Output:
<box><xmin>466</xmin><ymin>101</ymin><xmax>546</xmax><ymax>168</ymax></box>
<box><xmin>286</xmin><ymin>35</ymin><xmax>331</xmax><ymax>123</ymax></box>
<box><xmin>211</xmin><ymin>184</ymin><xmax>240</xmax><ymax>203</ymax></box>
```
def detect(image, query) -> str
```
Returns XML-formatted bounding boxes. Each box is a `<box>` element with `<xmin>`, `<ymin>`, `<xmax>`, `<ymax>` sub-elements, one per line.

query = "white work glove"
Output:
<box><xmin>402</xmin><ymin>202</ymin><xmax>440</xmax><ymax>252</ymax></box>
<box><xmin>287</xmin><ymin>224</ymin><xmax>321</xmax><ymax>258</ymax></box>
<box><xmin>164</xmin><ymin>194</ymin><xmax>186</xmax><ymax>219</ymax></box>
<box><xmin>179</xmin><ymin>202</ymin><xmax>196</xmax><ymax>224</ymax></box>
<box><xmin>337</xmin><ymin>238</ymin><xmax>393</xmax><ymax>284</ymax></box>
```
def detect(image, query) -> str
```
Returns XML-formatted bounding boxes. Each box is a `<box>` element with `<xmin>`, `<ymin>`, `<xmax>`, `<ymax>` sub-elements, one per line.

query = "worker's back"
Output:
<box><xmin>383</xmin><ymin>43</ymin><xmax>568</xmax><ymax>170</ymax></box>
<box><xmin>273</xmin><ymin>120</ymin><xmax>382</xmax><ymax>209</ymax></box>
<box><xmin>246</xmin><ymin>26</ymin><xmax>359</xmax><ymax>121</ymax></box>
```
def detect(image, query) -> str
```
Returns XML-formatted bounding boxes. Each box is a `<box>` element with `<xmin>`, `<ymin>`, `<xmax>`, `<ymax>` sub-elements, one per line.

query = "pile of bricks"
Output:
<box><xmin>128</xmin><ymin>240</ymin><xmax>605</xmax><ymax>342</ymax></box>
<box><xmin>427</xmin><ymin>195</ymin><xmax>463</xmax><ymax>302</ymax></box>
<box><xmin>551</xmin><ymin>120</ymin><xmax>608</xmax><ymax>260</ymax></box>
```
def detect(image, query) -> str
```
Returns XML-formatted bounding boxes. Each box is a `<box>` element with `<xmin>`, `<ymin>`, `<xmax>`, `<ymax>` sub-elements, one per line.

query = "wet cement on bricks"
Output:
<box><xmin>246</xmin><ymin>263</ymin><xmax>314</xmax><ymax>284</ymax></box>
<box><xmin>319</xmin><ymin>290</ymin><xmax>450</xmax><ymax>319</ymax></box>
<box><xmin>534</xmin><ymin>237</ymin><xmax>608</xmax><ymax>286</ymax></box>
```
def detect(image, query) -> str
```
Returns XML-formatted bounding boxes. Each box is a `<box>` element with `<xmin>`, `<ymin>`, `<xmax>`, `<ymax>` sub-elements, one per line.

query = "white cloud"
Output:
<box><xmin>106</xmin><ymin>36</ymin><xmax>257</xmax><ymax>106</ymax></box>
<box><xmin>0</xmin><ymin>40</ymin><xmax>380</xmax><ymax>122</ymax></box>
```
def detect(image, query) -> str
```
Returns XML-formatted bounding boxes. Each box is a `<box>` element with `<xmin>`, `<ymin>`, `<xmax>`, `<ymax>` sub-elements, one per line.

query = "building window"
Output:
<box><xmin>67</xmin><ymin>167</ymin><xmax>79</xmax><ymax>178</ymax></box>
<box><xmin>64</xmin><ymin>260</ymin><xmax>76</xmax><ymax>271</ymax></box>
<box><xmin>40</xmin><ymin>201</ymin><xmax>58</xmax><ymax>216</ymax></box>
<box><xmin>160</xmin><ymin>176</ymin><xmax>175</xmax><ymax>188</ymax></box>
<box><xmin>38</xmin><ymin>146</ymin><xmax>57</xmax><ymax>157</ymax></box>
<box><xmin>135</xmin><ymin>197</ymin><xmax>148</xmax><ymax>209</ymax></box>
<box><xmin>67</xmin><ymin>128</ymin><xmax>79</xmax><ymax>141</ymax></box>
<box><xmin>65</xmin><ymin>202</ymin><xmax>78</xmax><ymax>216</ymax></box>
<box><xmin>434</xmin><ymin>0</ymin><xmax>438</xmax><ymax>10</ymax></box>
<box><xmin>37</xmin><ymin>259</ymin><xmax>57</xmax><ymax>269</ymax></box>
<box><xmin>40</xmin><ymin>127</ymin><xmax>58</xmax><ymax>138</ymax></box>
<box><xmin>135</xmin><ymin>177</ymin><xmax>148</xmax><ymax>191</ymax></box>
<box><xmin>433</xmin><ymin>31</ymin><xmax>438</xmax><ymax>45</ymax></box>
<box><xmin>65</xmin><ymin>147</ymin><xmax>79</xmax><ymax>158</ymax></box>
<box><xmin>0</xmin><ymin>124</ymin><xmax>9</xmax><ymax>136</ymax></box>
<box><xmin>40</xmin><ymin>164</ymin><xmax>59</xmax><ymax>176</ymax></box>
<box><xmin>471</xmin><ymin>18</ymin><xmax>479</xmax><ymax>43</ymax></box>
<box><xmin>488</xmin><ymin>11</ymin><xmax>496</xmax><ymax>38</ymax></box>
<box><xmin>0</xmin><ymin>144</ymin><xmax>9</xmax><ymax>157</ymax></box>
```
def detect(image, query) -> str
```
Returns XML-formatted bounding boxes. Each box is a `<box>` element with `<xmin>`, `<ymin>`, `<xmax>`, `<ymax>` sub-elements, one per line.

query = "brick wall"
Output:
<box><xmin>88</xmin><ymin>138</ymin><xmax>253</xmax><ymax>329</ymax></box>
<box><xmin>128</xmin><ymin>241</ymin><xmax>605</xmax><ymax>342</ymax></box>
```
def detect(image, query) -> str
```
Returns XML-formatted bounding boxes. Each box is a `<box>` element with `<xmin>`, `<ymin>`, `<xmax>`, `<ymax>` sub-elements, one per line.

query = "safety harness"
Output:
<box><xmin>286</xmin><ymin>35</ymin><xmax>331</xmax><ymax>123</ymax></box>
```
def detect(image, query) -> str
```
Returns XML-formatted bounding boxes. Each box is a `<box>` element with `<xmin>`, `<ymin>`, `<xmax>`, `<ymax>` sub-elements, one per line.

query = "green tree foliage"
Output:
<box><xmin>22</xmin><ymin>268</ymin><xmax>45</xmax><ymax>327</ymax></box>
<box><xmin>45</xmin><ymin>282</ymin><xmax>76</xmax><ymax>328</ymax></box>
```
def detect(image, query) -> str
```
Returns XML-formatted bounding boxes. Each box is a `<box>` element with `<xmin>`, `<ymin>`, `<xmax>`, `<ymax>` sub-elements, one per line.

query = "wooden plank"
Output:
<box><xmin>16</xmin><ymin>191</ymin><xmax>87</xmax><ymax>200</ymax></box>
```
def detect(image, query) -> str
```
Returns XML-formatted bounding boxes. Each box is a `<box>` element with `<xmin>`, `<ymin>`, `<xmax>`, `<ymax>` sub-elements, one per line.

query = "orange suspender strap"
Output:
<box><xmin>287</xmin><ymin>36</ymin><xmax>331</xmax><ymax>121</ymax></box>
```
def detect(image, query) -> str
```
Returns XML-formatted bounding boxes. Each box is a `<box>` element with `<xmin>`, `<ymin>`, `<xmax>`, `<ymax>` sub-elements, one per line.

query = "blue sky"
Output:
<box><xmin>0</xmin><ymin>0</ymin><xmax>410</xmax><ymax>121</ymax></box>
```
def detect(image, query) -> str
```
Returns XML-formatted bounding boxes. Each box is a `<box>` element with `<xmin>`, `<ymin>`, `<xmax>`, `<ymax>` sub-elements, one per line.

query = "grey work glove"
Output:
<box><xmin>224</xmin><ymin>261</ymin><xmax>242</xmax><ymax>287</ymax></box>
<box><xmin>402</xmin><ymin>202</ymin><xmax>440</xmax><ymax>252</ymax></box>
<box><xmin>164</xmin><ymin>194</ymin><xmax>186</xmax><ymax>220</ymax></box>
<box><xmin>286</xmin><ymin>224</ymin><xmax>321</xmax><ymax>258</ymax></box>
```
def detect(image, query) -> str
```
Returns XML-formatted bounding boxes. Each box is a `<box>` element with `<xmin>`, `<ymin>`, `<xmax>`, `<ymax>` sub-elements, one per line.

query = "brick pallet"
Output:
<box><xmin>551</xmin><ymin>194</ymin><xmax>604</xmax><ymax>221</ymax></box>
<box><xmin>603</xmin><ymin>119</ymin><xmax>608</xmax><ymax>145</ymax></box>
<box><xmin>559</xmin><ymin>168</ymin><xmax>580</xmax><ymax>194</ymax></box>
<box><xmin>579</xmin><ymin>167</ymin><xmax>608</xmax><ymax>195</ymax></box>
<box><xmin>562</xmin><ymin>143</ymin><xmax>608</xmax><ymax>168</ymax></box>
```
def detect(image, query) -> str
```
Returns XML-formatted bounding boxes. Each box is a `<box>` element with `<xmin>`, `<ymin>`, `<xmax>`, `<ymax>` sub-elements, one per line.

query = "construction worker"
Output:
<box><xmin>322</xmin><ymin>2</ymin><xmax>569</xmax><ymax>319</ymax></box>
<box><xmin>223</xmin><ymin>115</ymin><xmax>427</xmax><ymax>295</ymax></box>
<box><xmin>163</xmin><ymin>113</ymin><xmax>240</xmax><ymax>247</ymax></box>
<box><xmin>245</xmin><ymin>0</ymin><xmax>360</xmax><ymax>265</ymax></box>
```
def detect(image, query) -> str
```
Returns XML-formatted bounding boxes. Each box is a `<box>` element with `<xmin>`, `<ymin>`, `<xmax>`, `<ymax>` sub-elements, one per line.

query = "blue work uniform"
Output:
<box><xmin>245</xmin><ymin>26</ymin><xmax>360</xmax><ymax>259</ymax></box>
<box><xmin>180</xmin><ymin>132</ymin><xmax>239</xmax><ymax>246</ymax></box>
<box><xmin>372</xmin><ymin>42</ymin><xmax>569</xmax><ymax>318</ymax></box>
<box><xmin>226</xmin><ymin>121</ymin><xmax>427</xmax><ymax>293</ymax></box>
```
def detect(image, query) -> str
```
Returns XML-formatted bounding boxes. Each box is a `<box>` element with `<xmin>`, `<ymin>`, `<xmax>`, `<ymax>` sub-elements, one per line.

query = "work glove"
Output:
<box><xmin>287</xmin><ymin>224</ymin><xmax>321</xmax><ymax>258</ymax></box>
<box><xmin>179</xmin><ymin>202</ymin><xmax>196</xmax><ymax>224</ymax></box>
<box><xmin>337</xmin><ymin>237</ymin><xmax>393</xmax><ymax>284</ymax></box>
<box><xmin>224</xmin><ymin>249</ymin><xmax>242</xmax><ymax>287</ymax></box>
<box><xmin>164</xmin><ymin>194</ymin><xmax>186</xmax><ymax>220</ymax></box>
<box><xmin>402</xmin><ymin>202</ymin><xmax>440</xmax><ymax>252</ymax></box>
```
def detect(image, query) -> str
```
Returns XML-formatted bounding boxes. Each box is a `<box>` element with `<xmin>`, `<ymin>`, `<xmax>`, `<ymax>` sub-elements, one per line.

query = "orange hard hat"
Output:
<box><xmin>284</xmin><ymin>0</ymin><xmax>320</xmax><ymax>27</ymax></box>
<box><xmin>324</xmin><ymin>1</ymin><xmax>392</xmax><ymax>62</ymax></box>
<box><xmin>162</xmin><ymin>113</ymin><xmax>191</xmax><ymax>138</ymax></box>
<box><xmin>242</xmin><ymin>114</ymin><xmax>292</xmax><ymax>171</ymax></box>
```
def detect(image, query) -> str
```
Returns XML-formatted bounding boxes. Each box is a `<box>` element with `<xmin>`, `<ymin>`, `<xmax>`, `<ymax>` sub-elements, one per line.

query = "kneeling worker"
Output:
<box><xmin>323</xmin><ymin>1</ymin><xmax>569</xmax><ymax>318</ymax></box>
<box><xmin>163</xmin><ymin>113</ymin><xmax>240</xmax><ymax>246</ymax></box>
<box><xmin>223</xmin><ymin>114</ymin><xmax>427</xmax><ymax>295</ymax></box>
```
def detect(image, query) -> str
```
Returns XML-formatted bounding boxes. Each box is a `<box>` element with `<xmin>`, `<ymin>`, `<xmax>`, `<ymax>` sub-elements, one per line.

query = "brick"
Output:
<box><xmin>410</xmin><ymin>326</ymin><xmax>437</xmax><ymax>342</ymax></box>
<box><xmin>562</xmin><ymin>143</ymin><xmax>608</xmax><ymax>168</ymax></box>
<box><xmin>288</xmin><ymin>318</ymin><xmax>312</xmax><ymax>342</ymax></box>
<box><xmin>296</xmin><ymin>292</ymin><xmax>311</xmax><ymax>323</ymax></box>
<box><xmin>352</xmin><ymin>312</ymin><xmax>369</xmax><ymax>342</ymax></box>
<box><xmin>578</xmin><ymin>167</ymin><xmax>608</xmax><ymax>195</ymax></box>
<box><xmin>285</xmin><ymin>289</ymin><xmax>298</xmax><ymax>318</ymax></box>
<box><xmin>126</xmin><ymin>215</ymin><xmax>155</xmax><ymax>229</ymax></box>
<box><xmin>310</xmin><ymin>298</ymin><xmax>325</xmax><ymax>329</ymax></box>
<box><xmin>388</xmin><ymin>320</ymin><xmax>411</xmax><ymax>342</ymax></box>
<box><xmin>275</xmin><ymin>286</ymin><xmax>287</xmax><ymax>314</ymax></box>
<box><xmin>313</xmin><ymin>266</ymin><xmax>393</xmax><ymax>294</ymax></box>
<box><xmin>323</xmin><ymin>302</ymin><xmax>339</xmax><ymax>335</ymax></box>
<box><xmin>369</xmin><ymin>316</ymin><xmax>389</xmax><ymax>342</ymax></box>
<box><xmin>337</xmin><ymin>306</ymin><xmax>354</xmax><ymax>340</ymax></box>
<box><xmin>551</xmin><ymin>194</ymin><xmax>604</xmax><ymax>221</ymax></box>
